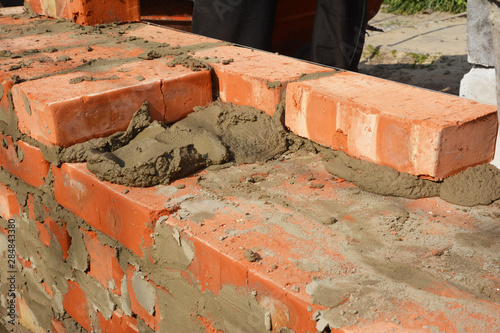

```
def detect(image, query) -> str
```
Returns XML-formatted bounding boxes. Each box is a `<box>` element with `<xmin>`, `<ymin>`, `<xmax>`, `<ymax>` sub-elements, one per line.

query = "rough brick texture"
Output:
<box><xmin>0</xmin><ymin>134</ymin><xmax>50</xmax><ymax>188</ymax></box>
<box><xmin>25</xmin><ymin>0</ymin><xmax>140</xmax><ymax>25</ymax></box>
<box><xmin>52</xmin><ymin>163</ymin><xmax>169</xmax><ymax>257</ymax></box>
<box><xmin>194</xmin><ymin>45</ymin><xmax>334</xmax><ymax>116</ymax></box>
<box><xmin>285</xmin><ymin>72</ymin><xmax>499</xmax><ymax>179</ymax></box>
<box><xmin>1</xmin><ymin>9</ymin><xmax>499</xmax><ymax>333</ymax></box>
<box><xmin>12</xmin><ymin>59</ymin><xmax>212</xmax><ymax>147</ymax></box>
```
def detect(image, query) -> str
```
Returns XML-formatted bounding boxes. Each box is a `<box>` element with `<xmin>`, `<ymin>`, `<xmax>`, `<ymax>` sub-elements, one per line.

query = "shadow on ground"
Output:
<box><xmin>359</xmin><ymin>51</ymin><xmax>471</xmax><ymax>96</ymax></box>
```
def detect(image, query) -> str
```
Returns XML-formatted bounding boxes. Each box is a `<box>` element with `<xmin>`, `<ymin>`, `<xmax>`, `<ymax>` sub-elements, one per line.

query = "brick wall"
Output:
<box><xmin>0</xmin><ymin>8</ymin><xmax>499</xmax><ymax>333</ymax></box>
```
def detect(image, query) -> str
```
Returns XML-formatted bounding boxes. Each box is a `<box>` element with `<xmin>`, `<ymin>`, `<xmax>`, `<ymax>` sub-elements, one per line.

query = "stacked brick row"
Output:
<box><xmin>0</xmin><ymin>8</ymin><xmax>499</xmax><ymax>333</ymax></box>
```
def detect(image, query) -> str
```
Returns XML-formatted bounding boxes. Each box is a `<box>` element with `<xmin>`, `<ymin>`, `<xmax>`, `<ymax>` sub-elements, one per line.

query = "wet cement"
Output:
<box><xmin>1</xmin><ymin>10</ymin><xmax>498</xmax><ymax>206</ymax></box>
<box><xmin>40</xmin><ymin>98</ymin><xmax>498</xmax><ymax>207</ymax></box>
<box><xmin>324</xmin><ymin>149</ymin><xmax>500</xmax><ymax>206</ymax></box>
<box><xmin>86</xmin><ymin>101</ymin><xmax>288</xmax><ymax>187</ymax></box>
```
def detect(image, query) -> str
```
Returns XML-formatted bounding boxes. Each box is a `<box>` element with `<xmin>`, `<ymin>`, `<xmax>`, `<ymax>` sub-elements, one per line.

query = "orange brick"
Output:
<box><xmin>0</xmin><ymin>7</ymin><xmax>25</xmax><ymax>17</ymax></box>
<box><xmin>123</xmin><ymin>24</ymin><xmax>221</xmax><ymax>46</ymax></box>
<box><xmin>52</xmin><ymin>163</ymin><xmax>170</xmax><ymax>257</ymax></box>
<box><xmin>126</xmin><ymin>266</ymin><xmax>161</xmax><ymax>330</ymax></box>
<box><xmin>0</xmin><ymin>183</ymin><xmax>20</xmax><ymax>220</ymax></box>
<box><xmin>0</xmin><ymin>134</ymin><xmax>50</xmax><ymax>188</ymax></box>
<box><xmin>97</xmin><ymin>310</ymin><xmax>139</xmax><ymax>333</ymax></box>
<box><xmin>51</xmin><ymin>319</ymin><xmax>67</xmax><ymax>333</ymax></box>
<box><xmin>36</xmin><ymin>221</ymin><xmax>51</xmax><ymax>247</ymax></box>
<box><xmin>25</xmin><ymin>0</ymin><xmax>140</xmax><ymax>25</ymax></box>
<box><xmin>285</xmin><ymin>72</ymin><xmax>498</xmax><ymax>179</ymax></box>
<box><xmin>63</xmin><ymin>280</ymin><xmax>92</xmax><ymax>332</ymax></box>
<box><xmin>12</xmin><ymin>58</ymin><xmax>212</xmax><ymax>147</ymax></box>
<box><xmin>1</xmin><ymin>45</ymin><xmax>145</xmax><ymax>114</ymax></box>
<box><xmin>0</xmin><ymin>32</ymin><xmax>111</xmax><ymax>55</ymax></box>
<box><xmin>36</xmin><ymin>216</ymin><xmax>72</xmax><ymax>260</ymax></box>
<box><xmin>192</xmin><ymin>45</ymin><xmax>332</xmax><ymax>116</ymax></box>
<box><xmin>83</xmin><ymin>229</ymin><xmax>124</xmax><ymax>294</ymax></box>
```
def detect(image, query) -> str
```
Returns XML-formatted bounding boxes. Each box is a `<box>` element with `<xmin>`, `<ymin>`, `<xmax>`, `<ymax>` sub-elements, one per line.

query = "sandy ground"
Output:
<box><xmin>360</xmin><ymin>9</ymin><xmax>470</xmax><ymax>96</ymax></box>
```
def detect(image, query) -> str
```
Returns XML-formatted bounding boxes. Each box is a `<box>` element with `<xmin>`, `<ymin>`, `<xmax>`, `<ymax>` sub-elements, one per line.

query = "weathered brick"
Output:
<box><xmin>1</xmin><ymin>44</ymin><xmax>145</xmax><ymax>115</ymax></box>
<box><xmin>52</xmin><ymin>163</ymin><xmax>170</xmax><ymax>257</ymax></box>
<box><xmin>126</xmin><ymin>266</ymin><xmax>161</xmax><ymax>330</ymax></box>
<box><xmin>62</xmin><ymin>280</ymin><xmax>92</xmax><ymax>331</ymax></box>
<box><xmin>0</xmin><ymin>134</ymin><xmax>50</xmax><ymax>188</ymax></box>
<box><xmin>24</xmin><ymin>0</ymin><xmax>140</xmax><ymax>25</ymax></box>
<box><xmin>36</xmin><ymin>216</ymin><xmax>71</xmax><ymax>261</ymax></box>
<box><xmin>51</xmin><ymin>319</ymin><xmax>67</xmax><ymax>333</ymax></box>
<box><xmin>12</xmin><ymin>58</ymin><xmax>212</xmax><ymax>147</ymax></box>
<box><xmin>193</xmin><ymin>45</ymin><xmax>333</xmax><ymax>116</ymax></box>
<box><xmin>285</xmin><ymin>72</ymin><xmax>498</xmax><ymax>179</ymax></box>
<box><xmin>0</xmin><ymin>32</ymin><xmax>112</xmax><ymax>55</ymax></box>
<box><xmin>97</xmin><ymin>310</ymin><xmax>139</xmax><ymax>333</ymax></box>
<box><xmin>0</xmin><ymin>6</ymin><xmax>25</xmax><ymax>17</ymax></box>
<box><xmin>123</xmin><ymin>24</ymin><xmax>221</xmax><ymax>46</ymax></box>
<box><xmin>0</xmin><ymin>183</ymin><xmax>20</xmax><ymax>220</ymax></box>
<box><xmin>83</xmin><ymin>229</ymin><xmax>124</xmax><ymax>294</ymax></box>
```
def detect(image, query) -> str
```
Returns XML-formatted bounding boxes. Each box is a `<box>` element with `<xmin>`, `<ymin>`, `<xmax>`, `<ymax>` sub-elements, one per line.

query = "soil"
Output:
<box><xmin>360</xmin><ymin>10</ymin><xmax>470</xmax><ymax>96</ymax></box>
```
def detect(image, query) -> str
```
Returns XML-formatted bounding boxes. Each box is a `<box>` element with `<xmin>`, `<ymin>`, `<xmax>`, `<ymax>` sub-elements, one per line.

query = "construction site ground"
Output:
<box><xmin>360</xmin><ymin>9</ymin><xmax>470</xmax><ymax>96</ymax></box>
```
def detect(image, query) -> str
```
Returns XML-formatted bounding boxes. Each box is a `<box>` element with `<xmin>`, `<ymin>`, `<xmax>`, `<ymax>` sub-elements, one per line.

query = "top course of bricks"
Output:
<box><xmin>0</xmin><ymin>8</ymin><xmax>497</xmax><ymax>180</ymax></box>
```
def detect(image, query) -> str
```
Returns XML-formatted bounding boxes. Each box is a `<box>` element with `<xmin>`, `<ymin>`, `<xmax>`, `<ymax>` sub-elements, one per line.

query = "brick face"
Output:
<box><xmin>0</xmin><ymin>134</ymin><xmax>50</xmax><ymax>188</ymax></box>
<box><xmin>97</xmin><ymin>310</ymin><xmax>139</xmax><ymax>333</ymax></box>
<box><xmin>193</xmin><ymin>45</ymin><xmax>333</xmax><ymax>116</ymax></box>
<box><xmin>63</xmin><ymin>280</ymin><xmax>92</xmax><ymax>332</ymax></box>
<box><xmin>126</xmin><ymin>266</ymin><xmax>161</xmax><ymax>330</ymax></box>
<box><xmin>285</xmin><ymin>72</ymin><xmax>498</xmax><ymax>179</ymax></box>
<box><xmin>83</xmin><ymin>229</ymin><xmax>124</xmax><ymax>294</ymax></box>
<box><xmin>0</xmin><ymin>183</ymin><xmax>20</xmax><ymax>220</ymax></box>
<box><xmin>12</xmin><ymin>59</ymin><xmax>212</xmax><ymax>147</ymax></box>
<box><xmin>24</xmin><ymin>0</ymin><xmax>140</xmax><ymax>25</ymax></box>
<box><xmin>52</xmin><ymin>163</ymin><xmax>170</xmax><ymax>258</ymax></box>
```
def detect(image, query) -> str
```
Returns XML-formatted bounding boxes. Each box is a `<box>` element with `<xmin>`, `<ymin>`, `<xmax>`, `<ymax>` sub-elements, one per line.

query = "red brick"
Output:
<box><xmin>63</xmin><ymin>280</ymin><xmax>92</xmax><ymax>332</ymax></box>
<box><xmin>83</xmin><ymin>229</ymin><xmax>124</xmax><ymax>294</ymax></box>
<box><xmin>25</xmin><ymin>0</ymin><xmax>140</xmax><ymax>25</ymax></box>
<box><xmin>36</xmin><ymin>221</ymin><xmax>51</xmax><ymax>247</ymax></box>
<box><xmin>36</xmin><ymin>216</ymin><xmax>72</xmax><ymax>260</ymax></box>
<box><xmin>42</xmin><ymin>281</ymin><xmax>53</xmax><ymax>297</ymax></box>
<box><xmin>0</xmin><ymin>7</ymin><xmax>25</xmax><ymax>17</ymax></box>
<box><xmin>285</xmin><ymin>72</ymin><xmax>498</xmax><ymax>179</ymax></box>
<box><xmin>123</xmin><ymin>24</ymin><xmax>221</xmax><ymax>46</ymax></box>
<box><xmin>0</xmin><ymin>134</ymin><xmax>50</xmax><ymax>188</ymax></box>
<box><xmin>97</xmin><ymin>310</ymin><xmax>139</xmax><ymax>333</ymax></box>
<box><xmin>52</xmin><ymin>163</ymin><xmax>171</xmax><ymax>257</ymax></box>
<box><xmin>51</xmin><ymin>319</ymin><xmax>67</xmax><ymax>333</ymax></box>
<box><xmin>126</xmin><ymin>266</ymin><xmax>161</xmax><ymax>330</ymax></box>
<box><xmin>1</xmin><ymin>45</ymin><xmax>145</xmax><ymax>115</ymax></box>
<box><xmin>0</xmin><ymin>32</ymin><xmax>112</xmax><ymax>55</ymax></box>
<box><xmin>12</xmin><ymin>58</ymin><xmax>212</xmax><ymax>147</ymax></box>
<box><xmin>193</xmin><ymin>45</ymin><xmax>332</xmax><ymax>116</ymax></box>
<box><xmin>0</xmin><ymin>183</ymin><xmax>20</xmax><ymax>220</ymax></box>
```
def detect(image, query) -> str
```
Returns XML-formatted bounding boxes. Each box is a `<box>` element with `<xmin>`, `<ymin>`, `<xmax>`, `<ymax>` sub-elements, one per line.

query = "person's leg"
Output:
<box><xmin>192</xmin><ymin>0</ymin><xmax>277</xmax><ymax>50</ymax></box>
<box><xmin>310</xmin><ymin>0</ymin><xmax>368</xmax><ymax>71</ymax></box>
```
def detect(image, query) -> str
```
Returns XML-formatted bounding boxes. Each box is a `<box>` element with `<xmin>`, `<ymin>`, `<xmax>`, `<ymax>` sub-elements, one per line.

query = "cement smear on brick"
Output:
<box><xmin>86</xmin><ymin>101</ymin><xmax>287</xmax><ymax>187</ymax></box>
<box><xmin>440</xmin><ymin>163</ymin><xmax>500</xmax><ymax>206</ymax></box>
<box><xmin>324</xmin><ymin>150</ymin><xmax>500</xmax><ymax>206</ymax></box>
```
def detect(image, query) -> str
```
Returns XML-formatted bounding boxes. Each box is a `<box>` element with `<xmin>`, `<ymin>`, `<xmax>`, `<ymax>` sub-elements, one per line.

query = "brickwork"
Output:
<box><xmin>0</xmin><ymin>8</ymin><xmax>499</xmax><ymax>333</ymax></box>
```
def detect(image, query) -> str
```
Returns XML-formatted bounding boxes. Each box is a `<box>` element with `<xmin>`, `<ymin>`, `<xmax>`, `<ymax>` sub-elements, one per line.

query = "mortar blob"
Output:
<box><xmin>86</xmin><ymin>101</ymin><xmax>288</xmax><ymax>187</ymax></box>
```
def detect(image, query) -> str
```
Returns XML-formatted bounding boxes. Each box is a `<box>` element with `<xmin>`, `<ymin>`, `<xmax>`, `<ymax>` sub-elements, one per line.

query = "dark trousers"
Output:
<box><xmin>311</xmin><ymin>0</ymin><xmax>368</xmax><ymax>71</ymax></box>
<box><xmin>192</xmin><ymin>0</ymin><xmax>278</xmax><ymax>50</ymax></box>
<box><xmin>192</xmin><ymin>0</ymin><xmax>368</xmax><ymax>71</ymax></box>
